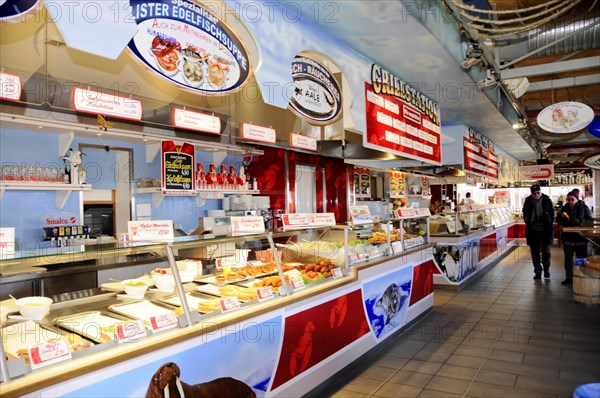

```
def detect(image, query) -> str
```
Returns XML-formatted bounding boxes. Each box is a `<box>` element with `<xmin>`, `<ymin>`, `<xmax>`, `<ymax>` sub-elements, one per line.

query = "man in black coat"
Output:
<box><xmin>522</xmin><ymin>184</ymin><xmax>555</xmax><ymax>280</ymax></box>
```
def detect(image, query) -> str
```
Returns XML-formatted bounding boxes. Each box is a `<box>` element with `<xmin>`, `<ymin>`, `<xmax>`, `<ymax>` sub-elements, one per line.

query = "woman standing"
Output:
<box><xmin>556</xmin><ymin>189</ymin><xmax>593</xmax><ymax>285</ymax></box>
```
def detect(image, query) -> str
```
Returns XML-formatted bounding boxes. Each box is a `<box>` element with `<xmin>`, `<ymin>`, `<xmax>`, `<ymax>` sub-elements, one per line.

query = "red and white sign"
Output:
<box><xmin>116</xmin><ymin>320</ymin><xmax>147</xmax><ymax>343</ymax></box>
<box><xmin>364</xmin><ymin>72</ymin><xmax>441</xmax><ymax>164</ymax></box>
<box><xmin>331</xmin><ymin>267</ymin><xmax>343</xmax><ymax>278</ymax></box>
<box><xmin>308</xmin><ymin>213</ymin><xmax>336</xmax><ymax>227</ymax></box>
<box><xmin>128</xmin><ymin>220</ymin><xmax>174</xmax><ymax>241</ymax></box>
<box><xmin>281</xmin><ymin>213</ymin><xmax>310</xmax><ymax>229</ymax></box>
<box><xmin>463</xmin><ymin>137</ymin><xmax>499</xmax><ymax>179</ymax></box>
<box><xmin>219</xmin><ymin>296</ymin><xmax>241</xmax><ymax>313</ymax></box>
<box><xmin>172</xmin><ymin>108</ymin><xmax>221</xmax><ymax>134</ymax></box>
<box><xmin>230</xmin><ymin>216</ymin><xmax>265</xmax><ymax>235</ymax></box>
<box><xmin>349</xmin><ymin>205</ymin><xmax>373</xmax><ymax>225</ymax></box>
<box><xmin>241</xmin><ymin>123</ymin><xmax>276</xmax><ymax>144</ymax></box>
<box><xmin>150</xmin><ymin>311</ymin><xmax>178</xmax><ymax>332</ymax></box>
<box><xmin>291</xmin><ymin>277</ymin><xmax>305</xmax><ymax>290</ymax></box>
<box><xmin>257</xmin><ymin>286</ymin><xmax>274</xmax><ymax>301</ymax></box>
<box><xmin>28</xmin><ymin>339</ymin><xmax>72</xmax><ymax>370</ymax></box>
<box><xmin>44</xmin><ymin>213</ymin><xmax>78</xmax><ymax>226</ymax></box>
<box><xmin>518</xmin><ymin>164</ymin><xmax>554</xmax><ymax>181</ymax></box>
<box><xmin>72</xmin><ymin>87</ymin><xmax>142</xmax><ymax>121</ymax></box>
<box><xmin>290</xmin><ymin>132</ymin><xmax>317</xmax><ymax>151</ymax></box>
<box><xmin>396</xmin><ymin>208</ymin><xmax>416</xmax><ymax>218</ymax></box>
<box><xmin>0</xmin><ymin>72</ymin><xmax>22</xmax><ymax>102</ymax></box>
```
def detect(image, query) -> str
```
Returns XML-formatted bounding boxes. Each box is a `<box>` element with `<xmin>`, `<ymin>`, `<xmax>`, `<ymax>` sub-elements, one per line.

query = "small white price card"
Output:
<box><xmin>219</xmin><ymin>297</ymin><xmax>241</xmax><ymax>313</ymax></box>
<box><xmin>256</xmin><ymin>287</ymin><xmax>274</xmax><ymax>301</ymax></box>
<box><xmin>308</xmin><ymin>213</ymin><xmax>336</xmax><ymax>227</ymax></box>
<box><xmin>290</xmin><ymin>132</ymin><xmax>317</xmax><ymax>151</ymax></box>
<box><xmin>350</xmin><ymin>205</ymin><xmax>373</xmax><ymax>225</ymax></box>
<box><xmin>291</xmin><ymin>277</ymin><xmax>305</xmax><ymax>290</ymax></box>
<box><xmin>281</xmin><ymin>213</ymin><xmax>310</xmax><ymax>229</ymax></box>
<box><xmin>29</xmin><ymin>339</ymin><xmax>72</xmax><ymax>370</ymax></box>
<box><xmin>285</xmin><ymin>269</ymin><xmax>302</xmax><ymax>278</ymax></box>
<box><xmin>128</xmin><ymin>220</ymin><xmax>174</xmax><ymax>242</ymax></box>
<box><xmin>241</xmin><ymin>122</ymin><xmax>276</xmax><ymax>144</ymax></box>
<box><xmin>367</xmin><ymin>246</ymin><xmax>381</xmax><ymax>258</ymax></box>
<box><xmin>331</xmin><ymin>267</ymin><xmax>343</xmax><ymax>279</ymax></box>
<box><xmin>446</xmin><ymin>222</ymin><xmax>456</xmax><ymax>234</ymax></box>
<box><xmin>150</xmin><ymin>311</ymin><xmax>178</xmax><ymax>332</ymax></box>
<box><xmin>172</xmin><ymin>108</ymin><xmax>221</xmax><ymax>134</ymax></box>
<box><xmin>116</xmin><ymin>320</ymin><xmax>147</xmax><ymax>343</ymax></box>
<box><xmin>230</xmin><ymin>216</ymin><xmax>265</xmax><ymax>235</ymax></box>
<box><xmin>392</xmin><ymin>240</ymin><xmax>403</xmax><ymax>253</ymax></box>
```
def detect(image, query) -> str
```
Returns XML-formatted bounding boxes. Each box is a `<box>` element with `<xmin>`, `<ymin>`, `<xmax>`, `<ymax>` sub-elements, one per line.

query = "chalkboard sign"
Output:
<box><xmin>161</xmin><ymin>140</ymin><xmax>195</xmax><ymax>196</ymax></box>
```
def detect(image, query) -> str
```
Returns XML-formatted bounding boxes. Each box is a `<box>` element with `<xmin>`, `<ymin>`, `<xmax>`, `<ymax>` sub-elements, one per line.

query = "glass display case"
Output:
<box><xmin>393</xmin><ymin>208</ymin><xmax>431</xmax><ymax>250</ymax></box>
<box><xmin>429</xmin><ymin>205</ymin><xmax>486</xmax><ymax>236</ymax></box>
<box><xmin>488</xmin><ymin>204</ymin><xmax>514</xmax><ymax>227</ymax></box>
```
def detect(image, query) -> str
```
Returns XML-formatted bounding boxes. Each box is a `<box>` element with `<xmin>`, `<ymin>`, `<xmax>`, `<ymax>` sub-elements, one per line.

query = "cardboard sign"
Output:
<box><xmin>219</xmin><ymin>297</ymin><xmax>241</xmax><ymax>313</ymax></box>
<box><xmin>28</xmin><ymin>339</ymin><xmax>72</xmax><ymax>370</ymax></box>
<box><xmin>367</xmin><ymin>246</ymin><xmax>381</xmax><ymax>258</ymax></box>
<box><xmin>396</xmin><ymin>208</ymin><xmax>416</xmax><ymax>218</ymax></box>
<box><xmin>257</xmin><ymin>287</ymin><xmax>274</xmax><ymax>301</ymax></box>
<box><xmin>116</xmin><ymin>320</ymin><xmax>147</xmax><ymax>343</ymax></box>
<box><xmin>72</xmin><ymin>87</ymin><xmax>142</xmax><ymax>121</ymax></box>
<box><xmin>161</xmin><ymin>140</ymin><xmax>195</xmax><ymax>196</ymax></box>
<box><xmin>241</xmin><ymin>123</ymin><xmax>276</xmax><ymax>144</ymax></box>
<box><xmin>172</xmin><ymin>108</ymin><xmax>221</xmax><ymax>134</ymax></box>
<box><xmin>150</xmin><ymin>311</ymin><xmax>178</xmax><ymax>332</ymax></box>
<box><xmin>128</xmin><ymin>220</ymin><xmax>174</xmax><ymax>242</ymax></box>
<box><xmin>349</xmin><ymin>205</ymin><xmax>373</xmax><ymax>225</ymax></box>
<box><xmin>230</xmin><ymin>216</ymin><xmax>265</xmax><ymax>235</ymax></box>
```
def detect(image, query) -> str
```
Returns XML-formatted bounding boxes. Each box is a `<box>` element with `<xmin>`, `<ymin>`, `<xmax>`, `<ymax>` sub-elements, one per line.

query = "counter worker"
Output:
<box><xmin>464</xmin><ymin>192</ymin><xmax>475</xmax><ymax>205</ymax></box>
<box><xmin>556</xmin><ymin>189</ymin><xmax>593</xmax><ymax>285</ymax></box>
<box><xmin>523</xmin><ymin>184</ymin><xmax>555</xmax><ymax>280</ymax></box>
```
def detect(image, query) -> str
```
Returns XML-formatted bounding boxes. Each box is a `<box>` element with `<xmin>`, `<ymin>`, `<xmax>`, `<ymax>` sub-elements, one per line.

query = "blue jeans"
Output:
<box><xmin>563</xmin><ymin>243</ymin><xmax>587</xmax><ymax>280</ymax></box>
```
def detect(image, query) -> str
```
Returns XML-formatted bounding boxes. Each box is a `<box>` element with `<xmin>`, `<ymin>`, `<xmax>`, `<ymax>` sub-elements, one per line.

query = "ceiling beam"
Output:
<box><xmin>502</xmin><ymin>57</ymin><xmax>600</xmax><ymax>79</ymax></box>
<box><xmin>526</xmin><ymin>74</ymin><xmax>600</xmax><ymax>92</ymax></box>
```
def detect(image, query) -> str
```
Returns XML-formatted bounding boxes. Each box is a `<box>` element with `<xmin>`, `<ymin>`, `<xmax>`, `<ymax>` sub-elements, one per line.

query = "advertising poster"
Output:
<box><xmin>362</xmin><ymin>266</ymin><xmax>413</xmax><ymax>340</ymax></box>
<box><xmin>52</xmin><ymin>317</ymin><xmax>282</xmax><ymax>398</ymax></box>
<box><xmin>364</xmin><ymin>65</ymin><xmax>441</xmax><ymax>164</ymax></box>
<box><xmin>432</xmin><ymin>241</ymin><xmax>480</xmax><ymax>283</ymax></box>
<box><xmin>353</xmin><ymin>167</ymin><xmax>371</xmax><ymax>198</ymax></box>
<box><xmin>271</xmin><ymin>290</ymin><xmax>369</xmax><ymax>389</ymax></box>
<box><xmin>161</xmin><ymin>140</ymin><xmax>195</xmax><ymax>196</ymax></box>
<box><xmin>128</xmin><ymin>0</ymin><xmax>251</xmax><ymax>93</ymax></box>
<box><xmin>389</xmin><ymin>171</ymin><xmax>405</xmax><ymax>198</ymax></box>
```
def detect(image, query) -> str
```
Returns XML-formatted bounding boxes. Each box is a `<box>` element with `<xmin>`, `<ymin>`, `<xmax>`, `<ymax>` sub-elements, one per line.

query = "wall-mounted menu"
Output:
<box><xmin>463</xmin><ymin>133</ymin><xmax>498</xmax><ymax>179</ymax></box>
<box><xmin>161</xmin><ymin>140</ymin><xmax>195</xmax><ymax>196</ymax></box>
<box><xmin>354</xmin><ymin>167</ymin><xmax>371</xmax><ymax>198</ymax></box>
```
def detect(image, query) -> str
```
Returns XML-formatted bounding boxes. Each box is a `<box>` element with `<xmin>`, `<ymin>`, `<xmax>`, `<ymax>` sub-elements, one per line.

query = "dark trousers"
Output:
<box><xmin>529</xmin><ymin>231</ymin><xmax>551</xmax><ymax>275</ymax></box>
<box><xmin>563</xmin><ymin>243</ymin><xmax>587</xmax><ymax>280</ymax></box>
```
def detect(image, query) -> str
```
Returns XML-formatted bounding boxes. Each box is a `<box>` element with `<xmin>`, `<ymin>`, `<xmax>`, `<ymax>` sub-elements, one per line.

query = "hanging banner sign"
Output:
<box><xmin>353</xmin><ymin>167</ymin><xmax>371</xmax><ymax>198</ymax></box>
<box><xmin>172</xmin><ymin>108</ymin><xmax>221</xmax><ymax>134</ymax></box>
<box><xmin>364</xmin><ymin>65</ymin><xmax>441</xmax><ymax>164</ymax></box>
<box><xmin>128</xmin><ymin>0</ymin><xmax>251</xmax><ymax>93</ymax></box>
<box><xmin>0</xmin><ymin>72</ymin><xmax>21</xmax><ymax>101</ymax></box>
<box><xmin>289</xmin><ymin>132</ymin><xmax>317</xmax><ymax>151</ymax></box>
<box><xmin>518</xmin><ymin>164</ymin><xmax>554</xmax><ymax>180</ymax></box>
<box><xmin>288</xmin><ymin>55</ymin><xmax>342</xmax><ymax>124</ymax></box>
<box><xmin>0</xmin><ymin>0</ymin><xmax>38</xmax><ymax>20</ymax></box>
<box><xmin>463</xmin><ymin>137</ymin><xmax>498</xmax><ymax>179</ymax></box>
<box><xmin>537</xmin><ymin>102</ymin><xmax>594</xmax><ymax>134</ymax></box>
<box><xmin>161</xmin><ymin>140</ymin><xmax>195</xmax><ymax>196</ymax></box>
<box><xmin>241</xmin><ymin>123</ymin><xmax>276</xmax><ymax>144</ymax></box>
<box><xmin>72</xmin><ymin>87</ymin><xmax>142</xmax><ymax>121</ymax></box>
<box><xmin>389</xmin><ymin>171</ymin><xmax>405</xmax><ymax>198</ymax></box>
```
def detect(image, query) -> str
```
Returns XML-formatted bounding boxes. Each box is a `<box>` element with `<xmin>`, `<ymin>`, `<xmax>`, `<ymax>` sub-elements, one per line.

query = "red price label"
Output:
<box><xmin>116</xmin><ymin>320</ymin><xmax>146</xmax><ymax>343</ymax></box>
<box><xmin>291</xmin><ymin>277</ymin><xmax>305</xmax><ymax>290</ymax></box>
<box><xmin>331</xmin><ymin>267</ymin><xmax>343</xmax><ymax>279</ymax></box>
<box><xmin>150</xmin><ymin>311</ymin><xmax>178</xmax><ymax>332</ymax></box>
<box><xmin>219</xmin><ymin>297</ymin><xmax>241</xmax><ymax>313</ymax></box>
<box><xmin>256</xmin><ymin>286</ymin><xmax>274</xmax><ymax>301</ymax></box>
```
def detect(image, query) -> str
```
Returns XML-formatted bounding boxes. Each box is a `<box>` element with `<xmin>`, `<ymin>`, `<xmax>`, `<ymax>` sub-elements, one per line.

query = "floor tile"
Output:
<box><xmin>373</xmin><ymin>382</ymin><xmax>422</xmax><ymax>398</ymax></box>
<box><xmin>436</xmin><ymin>364</ymin><xmax>479</xmax><ymax>381</ymax></box>
<box><xmin>388</xmin><ymin>370</ymin><xmax>433</xmax><ymax>388</ymax></box>
<box><xmin>330</xmin><ymin>389</ymin><xmax>370</xmax><ymax>398</ymax></box>
<box><xmin>452</xmin><ymin>345</ymin><xmax>490</xmax><ymax>358</ymax></box>
<box><xmin>372</xmin><ymin>355</ymin><xmax>409</xmax><ymax>370</ymax></box>
<box><xmin>359</xmin><ymin>365</ymin><xmax>397</xmax><ymax>381</ymax></box>
<box><xmin>412</xmin><ymin>350</ymin><xmax>452</xmax><ymax>363</ymax></box>
<box><xmin>445</xmin><ymin>354</ymin><xmax>486</xmax><ymax>368</ymax></box>
<box><xmin>341</xmin><ymin>377</ymin><xmax>385</xmax><ymax>395</ymax></box>
<box><xmin>487</xmin><ymin>349</ymin><xmax>524</xmax><ymax>363</ymax></box>
<box><xmin>417</xmin><ymin>389</ymin><xmax>463</xmax><ymax>397</ymax></box>
<box><xmin>425</xmin><ymin>375</ymin><xmax>471</xmax><ymax>395</ymax></box>
<box><xmin>402</xmin><ymin>360</ymin><xmax>443</xmax><ymax>375</ymax></box>
<box><xmin>515</xmin><ymin>375</ymin><xmax>576</xmax><ymax>396</ymax></box>
<box><xmin>474</xmin><ymin>369</ymin><xmax>517</xmax><ymax>387</ymax></box>
<box><xmin>465</xmin><ymin>381</ymin><xmax>554</xmax><ymax>398</ymax></box>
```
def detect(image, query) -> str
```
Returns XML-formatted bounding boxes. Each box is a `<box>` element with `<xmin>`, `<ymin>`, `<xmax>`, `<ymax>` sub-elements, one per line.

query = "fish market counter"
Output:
<box><xmin>429</xmin><ymin>222</ymin><xmax>517</xmax><ymax>288</ymax></box>
<box><xmin>0</xmin><ymin>242</ymin><xmax>435</xmax><ymax>398</ymax></box>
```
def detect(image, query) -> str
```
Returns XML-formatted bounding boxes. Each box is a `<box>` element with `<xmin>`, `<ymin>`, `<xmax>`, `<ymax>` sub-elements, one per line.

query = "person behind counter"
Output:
<box><xmin>464</xmin><ymin>192</ymin><xmax>475</xmax><ymax>205</ymax></box>
<box><xmin>556</xmin><ymin>189</ymin><xmax>593</xmax><ymax>285</ymax></box>
<box><xmin>523</xmin><ymin>184</ymin><xmax>554</xmax><ymax>280</ymax></box>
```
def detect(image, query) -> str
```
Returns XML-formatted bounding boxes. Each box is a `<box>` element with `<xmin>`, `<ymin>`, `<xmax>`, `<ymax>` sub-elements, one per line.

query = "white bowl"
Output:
<box><xmin>152</xmin><ymin>273</ymin><xmax>176</xmax><ymax>292</ymax></box>
<box><xmin>122</xmin><ymin>279</ymin><xmax>150</xmax><ymax>298</ymax></box>
<box><xmin>15</xmin><ymin>297</ymin><xmax>53</xmax><ymax>319</ymax></box>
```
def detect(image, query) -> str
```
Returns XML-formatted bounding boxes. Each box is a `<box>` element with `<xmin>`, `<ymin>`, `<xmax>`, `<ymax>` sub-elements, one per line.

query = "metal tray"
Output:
<box><xmin>53</xmin><ymin>311</ymin><xmax>132</xmax><ymax>344</ymax></box>
<box><xmin>157</xmin><ymin>292</ymin><xmax>214</xmax><ymax>309</ymax></box>
<box><xmin>108</xmin><ymin>300</ymin><xmax>175</xmax><ymax>326</ymax></box>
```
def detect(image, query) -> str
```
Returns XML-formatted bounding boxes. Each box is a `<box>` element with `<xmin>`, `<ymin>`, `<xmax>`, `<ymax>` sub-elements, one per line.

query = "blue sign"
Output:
<box><xmin>588</xmin><ymin>116</ymin><xmax>600</xmax><ymax>139</ymax></box>
<box><xmin>0</xmin><ymin>0</ymin><xmax>38</xmax><ymax>19</ymax></box>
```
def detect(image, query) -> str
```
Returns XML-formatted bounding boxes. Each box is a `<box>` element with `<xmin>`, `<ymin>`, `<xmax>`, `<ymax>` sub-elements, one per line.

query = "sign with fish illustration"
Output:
<box><xmin>128</xmin><ymin>0</ymin><xmax>251</xmax><ymax>93</ymax></box>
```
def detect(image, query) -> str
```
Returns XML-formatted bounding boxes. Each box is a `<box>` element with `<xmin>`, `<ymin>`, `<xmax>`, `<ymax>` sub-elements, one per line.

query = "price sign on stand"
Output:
<box><xmin>291</xmin><ymin>277</ymin><xmax>305</xmax><ymax>290</ymax></box>
<box><xmin>128</xmin><ymin>220</ymin><xmax>174</xmax><ymax>242</ymax></box>
<box><xmin>367</xmin><ymin>246</ymin><xmax>381</xmax><ymax>259</ymax></box>
<box><xmin>256</xmin><ymin>287</ymin><xmax>274</xmax><ymax>301</ymax></box>
<box><xmin>349</xmin><ymin>205</ymin><xmax>373</xmax><ymax>225</ymax></box>
<box><xmin>391</xmin><ymin>240</ymin><xmax>403</xmax><ymax>253</ymax></box>
<box><xmin>281</xmin><ymin>213</ymin><xmax>310</xmax><ymax>229</ymax></box>
<box><xmin>220</xmin><ymin>297</ymin><xmax>241</xmax><ymax>313</ymax></box>
<box><xmin>230</xmin><ymin>216</ymin><xmax>265</xmax><ymax>235</ymax></box>
<box><xmin>308</xmin><ymin>213</ymin><xmax>336</xmax><ymax>227</ymax></box>
<box><xmin>116</xmin><ymin>320</ymin><xmax>147</xmax><ymax>343</ymax></box>
<box><xmin>28</xmin><ymin>339</ymin><xmax>72</xmax><ymax>370</ymax></box>
<box><xmin>446</xmin><ymin>222</ymin><xmax>456</xmax><ymax>234</ymax></box>
<box><xmin>331</xmin><ymin>267</ymin><xmax>343</xmax><ymax>279</ymax></box>
<box><xmin>150</xmin><ymin>312</ymin><xmax>178</xmax><ymax>332</ymax></box>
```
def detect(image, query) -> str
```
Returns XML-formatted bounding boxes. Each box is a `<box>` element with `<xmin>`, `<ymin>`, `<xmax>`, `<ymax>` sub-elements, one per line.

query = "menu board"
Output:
<box><xmin>161</xmin><ymin>140</ymin><xmax>195</xmax><ymax>196</ymax></box>
<box><xmin>389</xmin><ymin>171</ymin><xmax>405</xmax><ymax>198</ymax></box>
<box><xmin>354</xmin><ymin>167</ymin><xmax>371</xmax><ymax>198</ymax></box>
<box><xmin>463</xmin><ymin>137</ymin><xmax>499</xmax><ymax>179</ymax></box>
<box><xmin>364</xmin><ymin>65</ymin><xmax>441</xmax><ymax>164</ymax></box>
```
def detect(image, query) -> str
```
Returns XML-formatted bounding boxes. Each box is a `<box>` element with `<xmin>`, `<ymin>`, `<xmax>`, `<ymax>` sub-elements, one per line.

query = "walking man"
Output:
<box><xmin>522</xmin><ymin>184</ymin><xmax>555</xmax><ymax>280</ymax></box>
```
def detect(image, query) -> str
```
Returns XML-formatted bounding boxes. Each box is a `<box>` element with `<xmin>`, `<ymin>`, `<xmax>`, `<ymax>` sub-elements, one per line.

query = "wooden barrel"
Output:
<box><xmin>573</xmin><ymin>261</ymin><xmax>600</xmax><ymax>304</ymax></box>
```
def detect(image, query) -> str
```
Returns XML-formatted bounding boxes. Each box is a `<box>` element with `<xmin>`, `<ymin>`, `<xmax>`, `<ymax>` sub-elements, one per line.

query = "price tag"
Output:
<box><xmin>219</xmin><ymin>296</ymin><xmax>241</xmax><ymax>313</ymax></box>
<box><xmin>367</xmin><ymin>246</ymin><xmax>381</xmax><ymax>258</ymax></box>
<box><xmin>291</xmin><ymin>277</ymin><xmax>305</xmax><ymax>290</ymax></box>
<box><xmin>256</xmin><ymin>286</ymin><xmax>274</xmax><ymax>301</ymax></box>
<box><xmin>331</xmin><ymin>267</ymin><xmax>343</xmax><ymax>279</ymax></box>
<box><xmin>128</xmin><ymin>220</ymin><xmax>174</xmax><ymax>242</ymax></box>
<box><xmin>446</xmin><ymin>222</ymin><xmax>456</xmax><ymax>233</ymax></box>
<box><xmin>285</xmin><ymin>269</ymin><xmax>302</xmax><ymax>278</ymax></box>
<box><xmin>150</xmin><ymin>311</ymin><xmax>178</xmax><ymax>332</ymax></box>
<box><xmin>391</xmin><ymin>241</ymin><xmax>403</xmax><ymax>253</ymax></box>
<box><xmin>116</xmin><ymin>320</ymin><xmax>147</xmax><ymax>343</ymax></box>
<box><xmin>29</xmin><ymin>339</ymin><xmax>72</xmax><ymax>370</ymax></box>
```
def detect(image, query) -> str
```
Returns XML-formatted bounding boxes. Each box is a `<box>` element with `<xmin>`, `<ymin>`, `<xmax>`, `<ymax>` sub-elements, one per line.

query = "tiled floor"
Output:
<box><xmin>327</xmin><ymin>246</ymin><xmax>600</xmax><ymax>397</ymax></box>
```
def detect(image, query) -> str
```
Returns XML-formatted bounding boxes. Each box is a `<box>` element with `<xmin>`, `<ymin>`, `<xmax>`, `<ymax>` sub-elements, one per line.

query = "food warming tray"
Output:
<box><xmin>2</xmin><ymin>320</ymin><xmax>65</xmax><ymax>359</ymax></box>
<box><xmin>158</xmin><ymin>292</ymin><xmax>213</xmax><ymax>309</ymax></box>
<box><xmin>53</xmin><ymin>311</ymin><xmax>134</xmax><ymax>344</ymax></box>
<box><xmin>108</xmin><ymin>300</ymin><xmax>174</xmax><ymax>326</ymax></box>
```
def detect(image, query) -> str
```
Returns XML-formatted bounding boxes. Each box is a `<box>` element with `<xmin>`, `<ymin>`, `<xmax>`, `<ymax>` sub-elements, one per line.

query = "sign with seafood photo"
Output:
<box><xmin>289</xmin><ymin>55</ymin><xmax>342</xmax><ymax>125</ymax></box>
<box><xmin>128</xmin><ymin>0</ymin><xmax>251</xmax><ymax>93</ymax></box>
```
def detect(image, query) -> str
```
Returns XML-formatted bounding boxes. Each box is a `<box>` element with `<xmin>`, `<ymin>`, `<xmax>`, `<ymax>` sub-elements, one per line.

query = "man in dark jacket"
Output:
<box><xmin>522</xmin><ymin>184</ymin><xmax>555</xmax><ymax>280</ymax></box>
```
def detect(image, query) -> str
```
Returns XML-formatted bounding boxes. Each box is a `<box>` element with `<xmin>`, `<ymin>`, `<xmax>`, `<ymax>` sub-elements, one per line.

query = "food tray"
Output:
<box><xmin>53</xmin><ymin>311</ymin><xmax>134</xmax><ymax>343</ymax></box>
<box><xmin>100</xmin><ymin>275</ymin><xmax>154</xmax><ymax>292</ymax></box>
<box><xmin>194</xmin><ymin>284</ymin><xmax>256</xmax><ymax>302</ymax></box>
<box><xmin>2</xmin><ymin>320</ymin><xmax>64</xmax><ymax>359</ymax></box>
<box><xmin>158</xmin><ymin>292</ymin><xmax>212</xmax><ymax>309</ymax></box>
<box><xmin>108</xmin><ymin>300</ymin><xmax>174</xmax><ymax>326</ymax></box>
